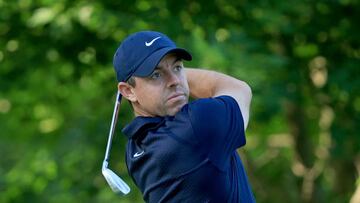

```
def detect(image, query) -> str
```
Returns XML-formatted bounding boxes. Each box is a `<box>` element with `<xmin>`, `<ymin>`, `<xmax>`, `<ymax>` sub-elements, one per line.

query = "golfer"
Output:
<box><xmin>113</xmin><ymin>31</ymin><xmax>255</xmax><ymax>202</ymax></box>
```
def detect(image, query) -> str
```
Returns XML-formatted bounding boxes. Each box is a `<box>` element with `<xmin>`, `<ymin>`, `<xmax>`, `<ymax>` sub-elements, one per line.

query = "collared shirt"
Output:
<box><xmin>123</xmin><ymin>96</ymin><xmax>256</xmax><ymax>203</ymax></box>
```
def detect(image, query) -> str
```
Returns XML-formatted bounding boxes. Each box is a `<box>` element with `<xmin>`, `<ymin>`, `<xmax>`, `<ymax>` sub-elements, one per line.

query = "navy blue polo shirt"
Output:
<box><xmin>122</xmin><ymin>96</ymin><xmax>256</xmax><ymax>203</ymax></box>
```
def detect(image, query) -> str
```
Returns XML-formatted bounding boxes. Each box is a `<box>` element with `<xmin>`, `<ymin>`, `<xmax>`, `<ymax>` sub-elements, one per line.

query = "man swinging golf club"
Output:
<box><xmin>102</xmin><ymin>30</ymin><xmax>256</xmax><ymax>202</ymax></box>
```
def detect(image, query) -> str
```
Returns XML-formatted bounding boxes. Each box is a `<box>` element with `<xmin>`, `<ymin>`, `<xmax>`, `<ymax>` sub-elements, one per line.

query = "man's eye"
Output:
<box><xmin>150</xmin><ymin>72</ymin><xmax>161</xmax><ymax>79</ymax></box>
<box><xmin>174</xmin><ymin>65</ymin><xmax>182</xmax><ymax>72</ymax></box>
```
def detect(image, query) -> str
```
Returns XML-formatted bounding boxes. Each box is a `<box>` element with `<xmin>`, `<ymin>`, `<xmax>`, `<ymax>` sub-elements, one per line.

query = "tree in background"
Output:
<box><xmin>0</xmin><ymin>0</ymin><xmax>359</xmax><ymax>202</ymax></box>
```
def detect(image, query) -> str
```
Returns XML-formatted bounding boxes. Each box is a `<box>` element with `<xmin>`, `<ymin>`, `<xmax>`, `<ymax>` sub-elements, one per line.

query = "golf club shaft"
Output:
<box><xmin>104</xmin><ymin>91</ymin><xmax>122</xmax><ymax>162</ymax></box>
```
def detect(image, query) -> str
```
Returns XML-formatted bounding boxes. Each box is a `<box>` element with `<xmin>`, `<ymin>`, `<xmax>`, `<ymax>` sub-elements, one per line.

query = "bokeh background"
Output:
<box><xmin>0</xmin><ymin>0</ymin><xmax>359</xmax><ymax>202</ymax></box>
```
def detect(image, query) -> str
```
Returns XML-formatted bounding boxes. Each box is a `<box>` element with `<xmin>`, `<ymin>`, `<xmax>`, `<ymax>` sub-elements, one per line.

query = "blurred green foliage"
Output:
<box><xmin>0</xmin><ymin>0</ymin><xmax>359</xmax><ymax>202</ymax></box>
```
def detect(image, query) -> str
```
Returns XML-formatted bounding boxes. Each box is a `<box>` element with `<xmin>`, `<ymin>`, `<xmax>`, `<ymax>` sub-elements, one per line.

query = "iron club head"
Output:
<box><xmin>102</xmin><ymin>161</ymin><xmax>130</xmax><ymax>195</ymax></box>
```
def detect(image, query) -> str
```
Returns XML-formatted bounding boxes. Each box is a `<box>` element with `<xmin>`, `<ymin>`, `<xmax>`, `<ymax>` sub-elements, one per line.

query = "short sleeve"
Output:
<box><xmin>187</xmin><ymin>96</ymin><xmax>246</xmax><ymax>171</ymax></box>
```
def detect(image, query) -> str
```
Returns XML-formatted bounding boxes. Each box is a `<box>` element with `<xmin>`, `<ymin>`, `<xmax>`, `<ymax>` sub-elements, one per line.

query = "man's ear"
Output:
<box><xmin>118</xmin><ymin>82</ymin><xmax>137</xmax><ymax>102</ymax></box>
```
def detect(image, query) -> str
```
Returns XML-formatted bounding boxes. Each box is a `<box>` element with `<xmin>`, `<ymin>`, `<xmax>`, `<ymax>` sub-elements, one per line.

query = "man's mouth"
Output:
<box><xmin>167</xmin><ymin>93</ymin><xmax>185</xmax><ymax>101</ymax></box>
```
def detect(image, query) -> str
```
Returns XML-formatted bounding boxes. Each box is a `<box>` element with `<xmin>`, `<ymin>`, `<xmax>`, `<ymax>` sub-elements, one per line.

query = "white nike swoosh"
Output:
<box><xmin>133</xmin><ymin>150</ymin><xmax>145</xmax><ymax>158</ymax></box>
<box><xmin>145</xmin><ymin>37</ymin><xmax>161</xmax><ymax>46</ymax></box>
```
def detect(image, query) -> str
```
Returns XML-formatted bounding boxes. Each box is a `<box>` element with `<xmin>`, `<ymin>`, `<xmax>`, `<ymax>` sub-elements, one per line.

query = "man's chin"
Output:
<box><xmin>167</xmin><ymin>102</ymin><xmax>187</xmax><ymax>116</ymax></box>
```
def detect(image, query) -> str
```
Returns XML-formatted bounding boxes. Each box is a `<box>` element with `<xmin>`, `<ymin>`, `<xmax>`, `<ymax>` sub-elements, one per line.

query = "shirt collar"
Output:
<box><xmin>122</xmin><ymin>116</ymin><xmax>165</xmax><ymax>139</ymax></box>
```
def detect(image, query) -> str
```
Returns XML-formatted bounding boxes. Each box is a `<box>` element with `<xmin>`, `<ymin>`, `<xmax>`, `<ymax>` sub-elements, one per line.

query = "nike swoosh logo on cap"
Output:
<box><xmin>133</xmin><ymin>150</ymin><xmax>145</xmax><ymax>158</ymax></box>
<box><xmin>145</xmin><ymin>37</ymin><xmax>161</xmax><ymax>46</ymax></box>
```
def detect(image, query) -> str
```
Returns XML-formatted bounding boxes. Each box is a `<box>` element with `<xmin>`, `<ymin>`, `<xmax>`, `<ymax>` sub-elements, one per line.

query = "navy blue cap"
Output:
<box><xmin>113</xmin><ymin>31</ymin><xmax>192</xmax><ymax>82</ymax></box>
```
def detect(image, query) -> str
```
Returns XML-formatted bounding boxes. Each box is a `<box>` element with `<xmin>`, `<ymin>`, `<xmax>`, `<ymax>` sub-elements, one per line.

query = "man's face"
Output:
<box><xmin>130</xmin><ymin>53</ymin><xmax>189</xmax><ymax>117</ymax></box>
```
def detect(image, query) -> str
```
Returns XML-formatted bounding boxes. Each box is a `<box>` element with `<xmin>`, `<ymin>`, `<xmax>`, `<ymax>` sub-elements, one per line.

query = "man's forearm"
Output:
<box><xmin>185</xmin><ymin>68</ymin><xmax>251</xmax><ymax>99</ymax></box>
<box><xmin>186</xmin><ymin>68</ymin><xmax>216</xmax><ymax>98</ymax></box>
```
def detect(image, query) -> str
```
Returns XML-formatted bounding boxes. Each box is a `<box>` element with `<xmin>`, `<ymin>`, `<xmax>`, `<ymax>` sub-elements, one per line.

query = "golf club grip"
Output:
<box><xmin>103</xmin><ymin>91</ymin><xmax>121</xmax><ymax>161</ymax></box>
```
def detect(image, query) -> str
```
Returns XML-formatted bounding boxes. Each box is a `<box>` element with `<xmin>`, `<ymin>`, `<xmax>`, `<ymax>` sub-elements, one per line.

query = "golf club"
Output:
<box><xmin>102</xmin><ymin>91</ymin><xmax>130</xmax><ymax>195</ymax></box>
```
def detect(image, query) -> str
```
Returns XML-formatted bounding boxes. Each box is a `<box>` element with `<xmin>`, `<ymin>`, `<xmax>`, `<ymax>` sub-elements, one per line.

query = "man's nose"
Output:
<box><xmin>167</xmin><ymin>72</ymin><xmax>180</xmax><ymax>88</ymax></box>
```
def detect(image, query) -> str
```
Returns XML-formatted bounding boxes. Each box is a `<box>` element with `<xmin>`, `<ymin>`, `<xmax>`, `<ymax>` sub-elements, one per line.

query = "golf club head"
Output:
<box><xmin>102</xmin><ymin>161</ymin><xmax>130</xmax><ymax>195</ymax></box>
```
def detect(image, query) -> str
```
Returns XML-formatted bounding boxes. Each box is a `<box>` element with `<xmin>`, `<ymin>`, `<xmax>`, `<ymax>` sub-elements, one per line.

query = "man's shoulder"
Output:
<box><xmin>191</xmin><ymin>95</ymin><xmax>236</xmax><ymax>105</ymax></box>
<box><xmin>171</xmin><ymin>95</ymin><xmax>240</xmax><ymax>135</ymax></box>
<box><xmin>177</xmin><ymin>95</ymin><xmax>239</xmax><ymax>120</ymax></box>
